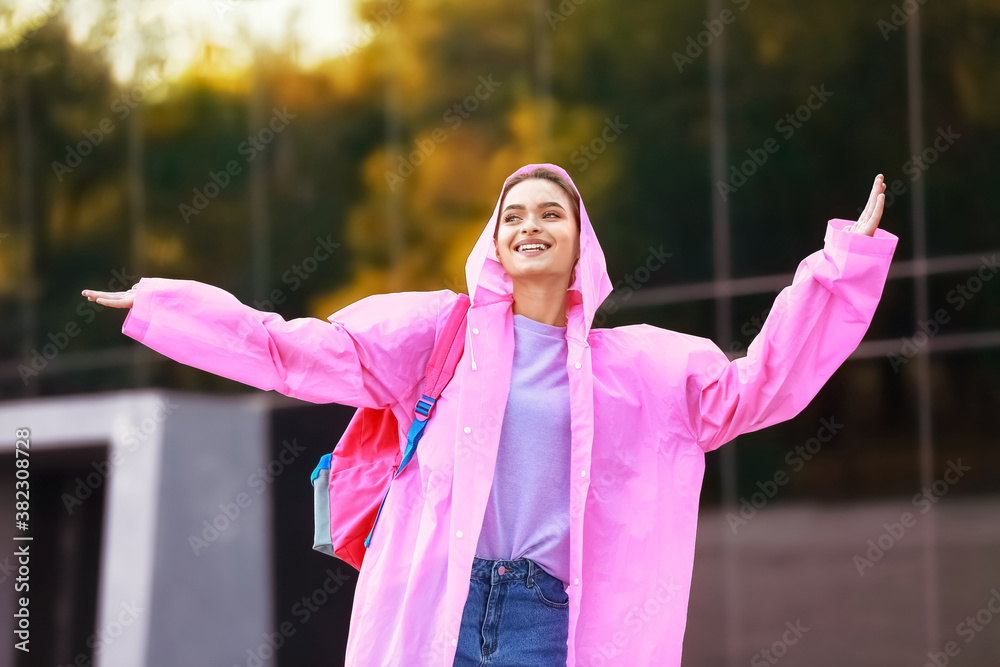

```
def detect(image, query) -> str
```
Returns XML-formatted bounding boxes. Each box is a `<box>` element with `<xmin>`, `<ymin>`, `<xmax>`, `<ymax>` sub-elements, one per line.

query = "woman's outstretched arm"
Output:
<box><xmin>82</xmin><ymin>280</ymin><xmax>460</xmax><ymax>409</ymax></box>
<box><xmin>681</xmin><ymin>175</ymin><xmax>897</xmax><ymax>452</ymax></box>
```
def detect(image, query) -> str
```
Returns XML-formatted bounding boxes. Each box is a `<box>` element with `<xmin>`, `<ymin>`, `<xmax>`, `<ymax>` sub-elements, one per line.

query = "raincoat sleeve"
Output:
<box><xmin>683</xmin><ymin>219</ymin><xmax>898</xmax><ymax>452</ymax></box>
<box><xmin>121</xmin><ymin>277</ymin><xmax>458</xmax><ymax>409</ymax></box>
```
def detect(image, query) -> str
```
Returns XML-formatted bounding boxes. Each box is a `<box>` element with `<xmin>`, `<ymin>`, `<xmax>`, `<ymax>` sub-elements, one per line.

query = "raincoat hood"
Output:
<box><xmin>465</xmin><ymin>163</ymin><xmax>613</xmax><ymax>339</ymax></box>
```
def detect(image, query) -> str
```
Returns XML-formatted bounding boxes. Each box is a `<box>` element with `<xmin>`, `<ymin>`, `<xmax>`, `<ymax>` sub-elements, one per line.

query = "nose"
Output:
<box><xmin>518</xmin><ymin>215</ymin><xmax>542</xmax><ymax>235</ymax></box>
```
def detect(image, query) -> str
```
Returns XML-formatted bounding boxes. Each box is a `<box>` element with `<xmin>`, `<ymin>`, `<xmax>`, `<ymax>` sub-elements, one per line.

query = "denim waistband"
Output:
<box><xmin>470</xmin><ymin>557</ymin><xmax>544</xmax><ymax>586</ymax></box>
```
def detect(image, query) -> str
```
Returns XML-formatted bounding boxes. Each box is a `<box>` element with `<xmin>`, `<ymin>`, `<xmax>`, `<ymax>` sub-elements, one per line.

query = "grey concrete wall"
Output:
<box><xmin>686</xmin><ymin>499</ymin><xmax>1000</xmax><ymax>666</ymax></box>
<box><xmin>0</xmin><ymin>390</ymin><xmax>273</xmax><ymax>667</ymax></box>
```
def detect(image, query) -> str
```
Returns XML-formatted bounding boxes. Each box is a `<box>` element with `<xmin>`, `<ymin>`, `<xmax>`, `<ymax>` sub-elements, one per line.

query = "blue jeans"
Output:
<box><xmin>452</xmin><ymin>557</ymin><xmax>569</xmax><ymax>666</ymax></box>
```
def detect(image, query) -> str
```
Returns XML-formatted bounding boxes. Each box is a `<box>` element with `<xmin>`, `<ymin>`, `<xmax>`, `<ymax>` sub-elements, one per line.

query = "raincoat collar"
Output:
<box><xmin>463</xmin><ymin>163</ymin><xmax>614</xmax><ymax>345</ymax></box>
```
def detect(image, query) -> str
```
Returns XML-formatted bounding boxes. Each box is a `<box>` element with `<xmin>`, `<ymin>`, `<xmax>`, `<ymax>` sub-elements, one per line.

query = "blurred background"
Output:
<box><xmin>0</xmin><ymin>0</ymin><xmax>998</xmax><ymax>665</ymax></box>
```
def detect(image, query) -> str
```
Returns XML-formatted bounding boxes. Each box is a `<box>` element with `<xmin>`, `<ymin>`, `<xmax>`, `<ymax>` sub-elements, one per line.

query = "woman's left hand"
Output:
<box><xmin>847</xmin><ymin>175</ymin><xmax>886</xmax><ymax>237</ymax></box>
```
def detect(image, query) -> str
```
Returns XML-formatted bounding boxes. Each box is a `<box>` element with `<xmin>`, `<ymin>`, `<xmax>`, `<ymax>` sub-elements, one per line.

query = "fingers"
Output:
<box><xmin>81</xmin><ymin>288</ymin><xmax>135</xmax><ymax>309</ymax></box>
<box><xmin>869</xmin><ymin>192</ymin><xmax>885</xmax><ymax>234</ymax></box>
<box><xmin>859</xmin><ymin>174</ymin><xmax>884</xmax><ymax>226</ymax></box>
<box><xmin>859</xmin><ymin>183</ymin><xmax>876</xmax><ymax>223</ymax></box>
<box><xmin>96</xmin><ymin>296</ymin><xmax>133</xmax><ymax>308</ymax></box>
<box><xmin>82</xmin><ymin>287</ymin><xmax>135</xmax><ymax>296</ymax></box>
<box><xmin>855</xmin><ymin>175</ymin><xmax>886</xmax><ymax>237</ymax></box>
<box><xmin>82</xmin><ymin>289</ymin><xmax>126</xmax><ymax>300</ymax></box>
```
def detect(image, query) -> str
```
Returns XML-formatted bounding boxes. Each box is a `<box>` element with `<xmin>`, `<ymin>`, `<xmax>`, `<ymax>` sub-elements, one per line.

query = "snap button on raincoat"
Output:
<box><xmin>121</xmin><ymin>163</ymin><xmax>898</xmax><ymax>666</ymax></box>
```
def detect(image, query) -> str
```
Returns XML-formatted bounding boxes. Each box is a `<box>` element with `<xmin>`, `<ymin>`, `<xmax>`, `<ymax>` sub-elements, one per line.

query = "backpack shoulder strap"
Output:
<box><xmin>416</xmin><ymin>293</ymin><xmax>471</xmax><ymax>413</ymax></box>
<box><xmin>365</xmin><ymin>293</ymin><xmax>472</xmax><ymax>549</ymax></box>
<box><xmin>393</xmin><ymin>293</ymin><xmax>470</xmax><ymax>476</ymax></box>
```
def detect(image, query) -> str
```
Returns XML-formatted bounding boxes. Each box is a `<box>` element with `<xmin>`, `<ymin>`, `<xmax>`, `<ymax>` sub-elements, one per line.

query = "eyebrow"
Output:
<box><xmin>502</xmin><ymin>201</ymin><xmax>566</xmax><ymax>213</ymax></box>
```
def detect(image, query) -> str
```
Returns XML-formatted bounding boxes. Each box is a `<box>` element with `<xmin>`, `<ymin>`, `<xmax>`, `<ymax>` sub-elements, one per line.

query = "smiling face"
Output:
<box><xmin>493</xmin><ymin>178</ymin><xmax>581</xmax><ymax>288</ymax></box>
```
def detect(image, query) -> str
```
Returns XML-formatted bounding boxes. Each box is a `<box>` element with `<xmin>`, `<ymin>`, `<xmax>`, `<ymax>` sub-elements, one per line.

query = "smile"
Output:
<box><xmin>516</xmin><ymin>243</ymin><xmax>551</xmax><ymax>255</ymax></box>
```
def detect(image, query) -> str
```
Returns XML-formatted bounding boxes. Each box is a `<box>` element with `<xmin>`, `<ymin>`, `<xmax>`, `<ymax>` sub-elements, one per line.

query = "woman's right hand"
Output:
<box><xmin>81</xmin><ymin>286</ymin><xmax>136</xmax><ymax>309</ymax></box>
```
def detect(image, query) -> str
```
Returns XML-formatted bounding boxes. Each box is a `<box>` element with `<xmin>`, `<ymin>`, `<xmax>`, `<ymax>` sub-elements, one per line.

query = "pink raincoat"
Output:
<box><xmin>121</xmin><ymin>163</ymin><xmax>898</xmax><ymax>665</ymax></box>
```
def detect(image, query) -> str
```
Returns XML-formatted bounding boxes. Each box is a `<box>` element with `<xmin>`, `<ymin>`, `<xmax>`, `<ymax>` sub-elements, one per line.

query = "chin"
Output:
<box><xmin>500</xmin><ymin>250</ymin><xmax>574</xmax><ymax>281</ymax></box>
<box><xmin>508</xmin><ymin>266</ymin><xmax>572</xmax><ymax>283</ymax></box>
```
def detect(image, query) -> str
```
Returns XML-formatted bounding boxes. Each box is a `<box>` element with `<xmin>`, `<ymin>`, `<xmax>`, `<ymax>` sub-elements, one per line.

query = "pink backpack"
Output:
<box><xmin>310</xmin><ymin>293</ymin><xmax>471</xmax><ymax>571</ymax></box>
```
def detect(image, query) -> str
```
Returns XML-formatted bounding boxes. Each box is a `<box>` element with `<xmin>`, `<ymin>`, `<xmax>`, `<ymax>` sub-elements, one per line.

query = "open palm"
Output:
<box><xmin>81</xmin><ymin>286</ymin><xmax>136</xmax><ymax>309</ymax></box>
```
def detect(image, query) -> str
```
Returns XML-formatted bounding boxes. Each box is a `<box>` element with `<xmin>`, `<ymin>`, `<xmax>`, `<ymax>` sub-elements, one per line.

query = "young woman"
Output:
<box><xmin>83</xmin><ymin>164</ymin><xmax>895</xmax><ymax>666</ymax></box>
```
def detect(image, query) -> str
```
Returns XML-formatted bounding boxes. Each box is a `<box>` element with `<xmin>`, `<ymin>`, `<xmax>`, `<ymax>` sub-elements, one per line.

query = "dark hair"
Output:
<box><xmin>493</xmin><ymin>167</ymin><xmax>582</xmax><ymax>241</ymax></box>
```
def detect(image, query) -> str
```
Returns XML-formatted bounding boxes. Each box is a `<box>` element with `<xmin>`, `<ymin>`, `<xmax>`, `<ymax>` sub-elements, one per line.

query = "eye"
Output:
<box><xmin>543</xmin><ymin>211</ymin><xmax>560</xmax><ymax>218</ymax></box>
<box><xmin>503</xmin><ymin>214</ymin><xmax>519</xmax><ymax>223</ymax></box>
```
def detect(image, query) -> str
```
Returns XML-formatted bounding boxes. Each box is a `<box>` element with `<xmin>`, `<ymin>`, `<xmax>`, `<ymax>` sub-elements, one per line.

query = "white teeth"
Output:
<box><xmin>517</xmin><ymin>243</ymin><xmax>549</xmax><ymax>253</ymax></box>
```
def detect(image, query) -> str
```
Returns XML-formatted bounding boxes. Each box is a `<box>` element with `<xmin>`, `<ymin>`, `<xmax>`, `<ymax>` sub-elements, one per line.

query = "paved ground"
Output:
<box><xmin>683</xmin><ymin>497</ymin><xmax>1000</xmax><ymax>667</ymax></box>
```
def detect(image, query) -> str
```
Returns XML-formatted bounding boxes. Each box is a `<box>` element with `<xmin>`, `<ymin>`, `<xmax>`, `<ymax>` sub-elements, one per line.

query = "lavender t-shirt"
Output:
<box><xmin>474</xmin><ymin>313</ymin><xmax>571</xmax><ymax>585</ymax></box>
